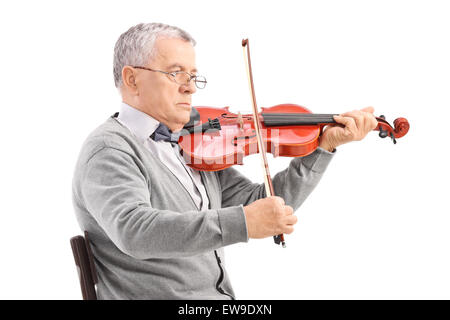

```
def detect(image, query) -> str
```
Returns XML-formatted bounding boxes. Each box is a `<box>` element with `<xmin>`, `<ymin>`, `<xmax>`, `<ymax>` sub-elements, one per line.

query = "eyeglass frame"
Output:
<box><xmin>131</xmin><ymin>66</ymin><xmax>207</xmax><ymax>89</ymax></box>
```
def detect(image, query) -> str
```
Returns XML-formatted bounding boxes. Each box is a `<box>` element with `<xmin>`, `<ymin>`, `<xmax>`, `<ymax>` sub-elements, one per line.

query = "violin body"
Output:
<box><xmin>178</xmin><ymin>104</ymin><xmax>409</xmax><ymax>171</ymax></box>
<box><xmin>179</xmin><ymin>104</ymin><xmax>322</xmax><ymax>171</ymax></box>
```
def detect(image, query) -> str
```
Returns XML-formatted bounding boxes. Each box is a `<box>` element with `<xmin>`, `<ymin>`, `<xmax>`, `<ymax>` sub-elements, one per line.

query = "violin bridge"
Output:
<box><xmin>271</xmin><ymin>143</ymin><xmax>280</xmax><ymax>158</ymax></box>
<box><xmin>237</xmin><ymin>112</ymin><xmax>244</xmax><ymax>131</ymax></box>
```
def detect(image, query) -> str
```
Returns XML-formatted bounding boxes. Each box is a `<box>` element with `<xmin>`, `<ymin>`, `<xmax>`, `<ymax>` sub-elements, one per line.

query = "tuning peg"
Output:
<box><xmin>379</xmin><ymin>125</ymin><xmax>389</xmax><ymax>138</ymax></box>
<box><xmin>390</xmin><ymin>132</ymin><xmax>397</xmax><ymax>144</ymax></box>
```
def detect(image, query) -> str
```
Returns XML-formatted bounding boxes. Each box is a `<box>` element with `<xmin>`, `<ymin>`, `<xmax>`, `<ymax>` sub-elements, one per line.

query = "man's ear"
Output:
<box><xmin>122</xmin><ymin>66</ymin><xmax>138</xmax><ymax>95</ymax></box>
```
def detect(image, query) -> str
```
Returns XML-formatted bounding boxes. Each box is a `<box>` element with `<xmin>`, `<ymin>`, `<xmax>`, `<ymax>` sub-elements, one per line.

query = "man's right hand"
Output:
<box><xmin>243</xmin><ymin>196</ymin><xmax>297</xmax><ymax>239</ymax></box>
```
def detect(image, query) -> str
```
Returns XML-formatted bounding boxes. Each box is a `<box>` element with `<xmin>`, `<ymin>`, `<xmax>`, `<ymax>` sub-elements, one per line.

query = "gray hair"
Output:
<box><xmin>113</xmin><ymin>22</ymin><xmax>196</xmax><ymax>88</ymax></box>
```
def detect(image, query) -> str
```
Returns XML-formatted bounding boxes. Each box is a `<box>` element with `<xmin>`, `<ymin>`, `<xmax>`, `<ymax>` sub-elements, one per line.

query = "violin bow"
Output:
<box><xmin>242</xmin><ymin>39</ymin><xmax>286</xmax><ymax>248</ymax></box>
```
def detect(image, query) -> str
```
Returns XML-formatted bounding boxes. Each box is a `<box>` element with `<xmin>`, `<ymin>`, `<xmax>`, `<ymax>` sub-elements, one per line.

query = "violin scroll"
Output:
<box><xmin>393</xmin><ymin>117</ymin><xmax>409</xmax><ymax>139</ymax></box>
<box><xmin>376</xmin><ymin>115</ymin><xmax>410</xmax><ymax>144</ymax></box>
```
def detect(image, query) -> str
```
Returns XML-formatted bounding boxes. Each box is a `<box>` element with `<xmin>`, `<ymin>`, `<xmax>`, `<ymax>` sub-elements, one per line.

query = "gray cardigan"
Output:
<box><xmin>72</xmin><ymin>115</ymin><xmax>334</xmax><ymax>299</ymax></box>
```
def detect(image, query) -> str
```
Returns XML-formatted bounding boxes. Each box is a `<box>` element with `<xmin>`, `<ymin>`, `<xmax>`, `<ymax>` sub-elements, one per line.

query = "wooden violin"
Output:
<box><xmin>178</xmin><ymin>104</ymin><xmax>409</xmax><ymax>172</ymax></box>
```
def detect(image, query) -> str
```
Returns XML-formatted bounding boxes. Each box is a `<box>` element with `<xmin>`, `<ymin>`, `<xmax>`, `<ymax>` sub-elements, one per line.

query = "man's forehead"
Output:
<box><xmin>152</xmin><ymin>38</ymin><xmax>196</xmax><ymax>71</ymax></box>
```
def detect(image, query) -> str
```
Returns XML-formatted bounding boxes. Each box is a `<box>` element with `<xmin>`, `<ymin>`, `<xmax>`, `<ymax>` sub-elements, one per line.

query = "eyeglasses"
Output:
<box><xmin>132</xmin><ymin>66</ymin><xmax>207</xmax><ymax>89</ymax></box>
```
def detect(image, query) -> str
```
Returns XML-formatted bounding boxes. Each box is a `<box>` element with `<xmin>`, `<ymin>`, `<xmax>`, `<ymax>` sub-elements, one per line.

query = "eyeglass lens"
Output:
<box><xmin>174</xmin><ymin>72</ymin><xmax>206</xmax><ymax>89</ymax></box>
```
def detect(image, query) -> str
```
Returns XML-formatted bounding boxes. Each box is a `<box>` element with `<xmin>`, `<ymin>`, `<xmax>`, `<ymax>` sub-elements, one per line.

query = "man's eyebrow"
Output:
<box><xmin>167</xmin><ymin>63</ymin><xmax>198</xmax><ymax>73</ymax></box>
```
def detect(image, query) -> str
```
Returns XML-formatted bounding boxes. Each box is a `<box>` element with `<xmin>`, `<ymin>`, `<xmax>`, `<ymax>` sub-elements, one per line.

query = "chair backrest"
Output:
<box><xmin>70</xmin><ymin>231</ymin><xmax>98</xmax><ymax>300</ymax></box>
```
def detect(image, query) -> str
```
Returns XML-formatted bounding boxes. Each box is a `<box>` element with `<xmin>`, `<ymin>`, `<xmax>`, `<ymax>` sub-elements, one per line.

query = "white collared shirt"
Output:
<box><xmin>116</xmin><ymin>102</ymin><xmax>209</xmax><ymax>211</ymax></box>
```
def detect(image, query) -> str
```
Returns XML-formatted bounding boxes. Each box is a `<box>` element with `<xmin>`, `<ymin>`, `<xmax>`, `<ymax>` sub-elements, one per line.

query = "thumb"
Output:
<box><xmin>273</xmin><ymin>196</ymin><xmax>285</xmax><ymax>206</ymax></box>
<box><xmin>333</xmin><ymin>115</ymin><xmax>352</xmax><ymax>126</ymax></box>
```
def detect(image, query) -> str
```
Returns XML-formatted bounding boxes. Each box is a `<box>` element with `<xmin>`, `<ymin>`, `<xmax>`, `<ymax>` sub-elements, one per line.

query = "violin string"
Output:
<box><xmin>262</xmin><ymin>113</ymin><xmax>337</xmax><ymax>117</ymax></box>
<box><xmin>262</xmin><ymin>114</ymin><xmax>336</xmax><ymax>119</ymax></box>
<box><xmin>262</xmin><ymin>114</ymin><xmax>335</xmax><ymax>117</ymax></box>
<box><xmin>262</xmin><ymin>113</ymin><xmax>336</xmax><ymax>125</ymax></box>
<box><xmin>263</xmin><ymin>116</ymin><xmax>336</xmax><ymax>120</ymax></box>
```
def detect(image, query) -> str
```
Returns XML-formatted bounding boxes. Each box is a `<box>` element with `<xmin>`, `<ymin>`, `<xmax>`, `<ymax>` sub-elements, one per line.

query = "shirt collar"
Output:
<box><xmin>117</xmin><ymin>102</ymin><xmax>160</xmax><ymax>144</ymax></box>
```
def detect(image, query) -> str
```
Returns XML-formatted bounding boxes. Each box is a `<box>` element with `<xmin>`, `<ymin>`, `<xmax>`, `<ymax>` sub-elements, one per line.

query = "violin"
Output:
<box><xmin>178</xmin><ymin>104</ymin><xmax>409</xmax><ymax>172</ymax></box>
<box><xmin>178</xmin><ymin>39</ymin><xmax>409</xmax><ymax>248</ymax></box>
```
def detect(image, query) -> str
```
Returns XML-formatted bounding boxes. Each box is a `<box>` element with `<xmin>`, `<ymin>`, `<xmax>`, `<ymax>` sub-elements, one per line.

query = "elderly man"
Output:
<box><xmin>72</xmin><ymin>22</ymin><xmax>377</xmax><ymax>300</ymax></box>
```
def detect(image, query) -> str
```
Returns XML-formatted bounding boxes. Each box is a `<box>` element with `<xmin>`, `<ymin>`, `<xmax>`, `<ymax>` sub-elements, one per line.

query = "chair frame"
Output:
<box><xmin>70</xmin><ymin>231</ymin><xmax>98</xmax><ymax>300</ymax></box>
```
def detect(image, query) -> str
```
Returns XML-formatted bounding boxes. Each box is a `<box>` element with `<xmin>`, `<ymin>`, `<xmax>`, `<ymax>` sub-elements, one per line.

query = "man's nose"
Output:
<box><xmin>180</xmin><ymin>80</ymin><xmax>197</xmax><ymax>94</ymax></box>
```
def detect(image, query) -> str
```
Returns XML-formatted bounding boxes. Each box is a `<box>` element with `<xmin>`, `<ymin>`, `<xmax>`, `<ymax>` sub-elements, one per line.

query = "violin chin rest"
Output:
<box><xmin>183</xmin><ymin>107</ymin><xmax>201</xmax><ymax>129</ymax></box>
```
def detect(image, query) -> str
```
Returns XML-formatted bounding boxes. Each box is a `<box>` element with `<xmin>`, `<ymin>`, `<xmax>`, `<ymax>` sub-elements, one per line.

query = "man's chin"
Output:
<box><xmin>172</xmin><ymin>117</ymin><xmax>191</xmax><ymax>132</ymax></box>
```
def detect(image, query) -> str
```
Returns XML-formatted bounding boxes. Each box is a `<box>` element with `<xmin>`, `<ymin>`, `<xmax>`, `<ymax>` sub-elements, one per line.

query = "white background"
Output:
<box><xmin>0</xmin><ymin>0</ymin><xmax>448</xmax><ymax>299</ymax></box>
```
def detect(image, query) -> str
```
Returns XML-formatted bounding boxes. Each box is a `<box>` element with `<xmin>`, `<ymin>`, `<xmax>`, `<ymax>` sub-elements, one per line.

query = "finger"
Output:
<box><xmin>350</xmin><ymin>110</ymin><xmax>376</xmax><ymax>136</ymax></box>
<box><xmin>340</xmin><ymin>109</ymin><xmax>356</xmax><ymax>117</ymax></box>
<box><xmin>342</xmin><ymin>110</ymin><xmax>366</xmax><ymax>130</ymax></box>
<box><xmin>364</xmin><ymin>112</ymin><xmax>378</xmax><ymax>132</ymax></box>
<box><xmin>353</xmin><ymin>111</ymin><xmax>365</xmax><ymax>133</ymax></box>
<box><xmin>361</xmin><ymin>106</ymin><xmax>374</xmax><ymax>113</ymax></box>
<box><xmin>342</xmin><ymin>110</ymin><xmax>374</xmax><ymax>139</ymax></box>
<box><xmin>284</xmin><ymin>214</ymin><xmax>298</xmax><ymax>225</ymax></box>
<box><xmin>273</xmin><ymin>196</ymin><xmax>285</xmax><ymax>206</ymax></box>
<box><xmin>341</xmin><ymin>108</ymin><xmax>373</xmax><ymax>118</ymax></box>
<box><xmin>344</xmin><ymin>108</ymin><xmax>377</xmax><ymax>132</ymax></box>
<box><xmin>333</xmin><ymin>115</ymin><xmax>357</xmax><ymax>137</ymax></box>
<box><xmin>284</xmin><ymin>205</ymin><xmax>294</xmax><ymax>215</ymax></box>
<box><xmin>283</xmin><ymin>226</ymin><xmax>295</xmax><ymax>234</ymax></box>
<box><xmin>351</xmin><ymin>110</ymin><xmax>377</xmax><ymax>136</ymax></box>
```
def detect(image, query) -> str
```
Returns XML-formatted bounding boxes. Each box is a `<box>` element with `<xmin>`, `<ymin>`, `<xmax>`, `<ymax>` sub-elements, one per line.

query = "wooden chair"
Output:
<box><xmin>70</xmin><ymin>231</ymin><xmax>98</xmax><ymax>300</ymax></box>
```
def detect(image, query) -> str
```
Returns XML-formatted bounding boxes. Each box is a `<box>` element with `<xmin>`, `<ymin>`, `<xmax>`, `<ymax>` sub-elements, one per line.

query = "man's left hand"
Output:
<box><xmin>319</xmin><ymin>107</ymin><xmax>378</xmax><ymax>152</ymax></box>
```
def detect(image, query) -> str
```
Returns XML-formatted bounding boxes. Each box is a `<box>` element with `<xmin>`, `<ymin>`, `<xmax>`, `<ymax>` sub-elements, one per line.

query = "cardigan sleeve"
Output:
<box><xmin>77</xmin><ymin>147</ymin><xmax>248</xmax><ymax>259</ymax></box>
<box><xmin>217</xmin><ymin>147</ymin><xmax>335</xmax><ymax>211</ymax></box>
